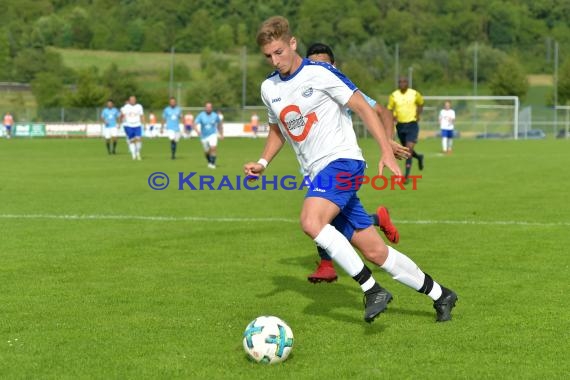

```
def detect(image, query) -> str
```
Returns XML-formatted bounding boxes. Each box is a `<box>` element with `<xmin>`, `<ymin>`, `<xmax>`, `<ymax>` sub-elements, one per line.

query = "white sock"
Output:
<box><xmin>135</xmin><ymin>141</ymin><xmax>142</xmax><ymax>154</ymax></box>
<box><xmin>442</xmin><ymin>137</ymin><xmax>448</xmax><ymax>151</ymax></box>
<box><xmin>448</xmin><ymin>138</ymin><xmax>453</xmax><ymax>150</ymax></box>
<box><xmin>381</xmin><ymin>246</ymin><xmax>442</xmax><ymax>301</ymax></box>
<box><xmin>128</xmin><ymin>142</ymin><xmax>136</xmax><ymax>157</ymax></box>
<box><xmin>314</xmin><ymin>224</ymin><xmax>364</xmax><ymax>277</ymax></box>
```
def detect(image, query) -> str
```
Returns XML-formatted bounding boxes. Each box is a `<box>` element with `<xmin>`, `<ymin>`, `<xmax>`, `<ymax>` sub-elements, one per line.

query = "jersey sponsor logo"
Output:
<box><xmin>271</xmin><ymin>97</ymin><xmax>282</xmax><ymax>103</ymax></box>
<box><xmin>279</xmin><ymin>104</ymin><xmax>318</xmax><ymax>143</ymax></box>
<box><xmin>301</xmin><ymin>87</ymin><xmax>313</xmax><ymax>98</ymax></box>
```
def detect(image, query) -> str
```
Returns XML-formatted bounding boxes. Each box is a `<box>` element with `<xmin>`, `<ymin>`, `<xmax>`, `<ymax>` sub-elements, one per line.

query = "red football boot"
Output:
<box><xmin>307</xmin><ymin>259</ymin><xmax>338</xmax><ymax>283</ymax></box>
<box><xmin>377</xmin><ymin>206</ymin><xmax>400</xmax><ymax>244</ymax></box>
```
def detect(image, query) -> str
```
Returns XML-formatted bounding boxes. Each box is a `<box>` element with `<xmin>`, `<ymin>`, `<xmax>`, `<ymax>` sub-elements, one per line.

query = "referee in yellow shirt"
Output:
<box><xmin>388</xmin><ymin>77</ymin><xmax>425</xmax><ymax>182</ymax></box>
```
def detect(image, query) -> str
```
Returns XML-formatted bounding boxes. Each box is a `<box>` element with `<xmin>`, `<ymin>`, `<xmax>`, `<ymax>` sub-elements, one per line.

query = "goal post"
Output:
<box><xmin>422</xmin><ymin>96</ymin><xmax>520</xmax><ymax>140</ymax></box>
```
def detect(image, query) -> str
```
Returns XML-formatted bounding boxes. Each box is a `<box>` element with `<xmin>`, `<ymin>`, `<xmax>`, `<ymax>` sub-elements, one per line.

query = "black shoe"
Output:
<box><xmin>363</xmin><ymin>287</ymin><xmax>392</xmax><ymax>323</ymax></box>
<box><xmin>418</xmin><ymin>154</ymin><xmax>424</xmax><ymax>170</ymax></box>
<box><xmin>404</xmin><ymin>177</ymin><xmax>410</xmax><ymax>185</ymax></box>
<box><xmin>434</xmin><ymin>287</ymin><xmax>458</xmax><ymax>322</ymax></box>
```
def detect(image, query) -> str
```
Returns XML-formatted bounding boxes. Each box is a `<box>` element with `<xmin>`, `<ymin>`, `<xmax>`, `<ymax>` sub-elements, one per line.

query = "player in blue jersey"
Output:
<box><xmin>195</xmin><ymin>102</ymin><xmax>224</xmax><ymax>169</ymax></box>
<box><xmin>162</xmin><ymin>97</ymin><xmax>183</xmax><ymax>159</ymax></box>
<box><xmin>305</xmin><ymin>42</ymin><xmax>407</xmax><ymax>283</ymax></box>
<box><xmin>100</xmin><ymin>100</ymin><xmax>121</xmax><ymax>154</ymax></box>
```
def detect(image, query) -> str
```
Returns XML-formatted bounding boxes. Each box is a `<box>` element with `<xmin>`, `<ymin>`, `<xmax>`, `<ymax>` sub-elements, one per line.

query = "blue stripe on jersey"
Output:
<box><xmin>304</xmin><ymin>58</ymin><xmax>358</xmax><ymax>91</ymax></box>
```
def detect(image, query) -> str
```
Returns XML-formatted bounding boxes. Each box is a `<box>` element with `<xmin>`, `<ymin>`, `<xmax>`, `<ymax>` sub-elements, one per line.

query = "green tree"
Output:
<box><xmin>67</xmin><ymin>7</ymin><xmax>93</xmax><ymax>48</ymax></box>
<box><xmin>32</xmin><ymin>72</ymin><xmax>66</xmax><ymax>121</ymax></box>
<box><xmin>67</xmin><ymin>68</ymin><xmax>109</xmax><ymax>108</ymax></box>
<box><xmin>0</xmin><ymin>29</ymin><xmax>11</xmax><ymax>80</ymax></box>
<box><xmin>489</xmin><ymin>57</ymin><xmax>529</xmax><ymax>100</ymax></box>
<box><xmin>13</xmin><ymin>48</ymin><xmax>70</xmax><ymax>82</ymax></box>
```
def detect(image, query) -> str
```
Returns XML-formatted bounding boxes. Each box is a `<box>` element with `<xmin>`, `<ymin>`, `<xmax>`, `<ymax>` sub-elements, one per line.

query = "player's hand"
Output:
<box><xmin>390</xmin><ymin>140</ymin><xmax>411</xmax><ymax>160</ymax></box>
<box><xmin>219</xmin><ymin>135</ymin><xmax>224</xmax><ymax>140</ymax></box>
<box><xmin>378</xmin><ymin>153</ymin><xmax>402</xmax><ymax>177</ymax></box>
<box><xmin>243</xmin><ymin>162</ymin><xmax>265</xmax><ymax>181</ymax></box>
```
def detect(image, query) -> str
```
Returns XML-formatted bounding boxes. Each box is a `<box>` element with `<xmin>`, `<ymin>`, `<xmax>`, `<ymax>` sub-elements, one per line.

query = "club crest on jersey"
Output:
<box><xmin>279</xmin><ymin>104</ymin><xmax>318</xmax><ymax>143</ymax></box>
<box><xmin>301</xmin><ymin>87</ymin><xmax>313</xmax><ymax>98</ymax></box>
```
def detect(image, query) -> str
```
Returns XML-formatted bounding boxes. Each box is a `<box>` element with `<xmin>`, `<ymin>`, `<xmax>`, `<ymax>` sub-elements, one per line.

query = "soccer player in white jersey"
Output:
<box><xmin>195</xmin><ymin>102</ymin><xmax>223</xmax><ymax>169</ymax></box>
<box><xmin>120</xmin><ymin>95</ymin><xmax>145</xmax><ymax>160</ymax></box>
<box><xmin>439</xmin><ymin>101</ymin><xmax>456</xmax><ymax>154</ymax></box>
<box><xmin>305</xmin><ymin>42</ymin><xmax>405</xmax><ymax>283</ymax></box>
<box><xmin>162</xmin><ymin>97</ymin><xmax>183</xmax><ymax>159</ymax></box>
<box><xmin>244</xmin><ymin>16</ymin><xmax>457</xmax><ymax>323</ymax></box>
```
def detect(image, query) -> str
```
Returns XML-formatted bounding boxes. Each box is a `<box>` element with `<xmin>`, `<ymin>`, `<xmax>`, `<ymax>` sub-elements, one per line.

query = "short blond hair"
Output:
<box><xmin>256</xmin><ymin>16</ymin><xmax>292</xmax><ymax>47</ymax></box>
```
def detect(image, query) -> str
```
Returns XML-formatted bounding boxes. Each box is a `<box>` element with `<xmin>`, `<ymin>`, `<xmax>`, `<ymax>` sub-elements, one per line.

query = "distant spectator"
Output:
<box><xmin>3</xmin><ymin>111</ymin><xmax>14</xmax><ymax>139</ymax></box>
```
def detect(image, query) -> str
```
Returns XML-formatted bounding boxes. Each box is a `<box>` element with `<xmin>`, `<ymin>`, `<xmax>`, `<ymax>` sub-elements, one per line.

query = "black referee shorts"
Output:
<box><xmin>396</xmin><ymin>121</ymin><xmax>419</xmax><ymax>145</ymax></box>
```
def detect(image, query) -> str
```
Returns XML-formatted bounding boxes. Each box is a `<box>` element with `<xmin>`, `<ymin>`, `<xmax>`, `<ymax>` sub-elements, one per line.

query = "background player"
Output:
<box><xmin>100</xmin><ymin>100</ymin><xmax>120</xmax><ymax>154</ymax></box>
<box><xmin>183</xmin><ymin>112</ymin><xmax>194</xmax><ymax>139</ymax></box>
<box><xmin>3</xmin><ymin>111</ymin><xmax>14</xmax><ymax>139</ymax></box>
<box><xmin>305</xmin><ymin>42</ymin><xmax>405</xmax><ymax>283</ymax></box>
<box><xmin>439</xmin><ymin>100</ymin><xmax>456</xmax><ymax>154</ymax></box>
<box><xmin>251</xmin><ymin>112</ymin><xmax>260</xmax><ymax>138</ymax></box>
<box><xmin>388</xmin><ymin>77</ymin><xmax>425</xmax><ymax>183</ymax></box>
<box><xmin>162</xmin><ymin>97</ymin><xmax>183</xmax><ymax>159</ymax></box>
<box><xmin>120</xmin><ymin>95</ymin><xmax>145</xmax><ymax>160</ymax></box>
<box><xmin>195</xmin><ymin>102</ymin><xmax>223</xmax><ymax>169</ymax></box>
<box><xmin>147</xmin><ymin>112</ymin><xmax>159</xmax><ymax>138</ymax></box>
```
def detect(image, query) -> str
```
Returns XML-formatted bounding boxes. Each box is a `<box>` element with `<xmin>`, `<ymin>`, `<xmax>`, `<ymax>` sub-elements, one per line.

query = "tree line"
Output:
<box><xmin>1</xmin><ymin>0</ymin><xmax>570</xmax><ymax>113</ymax></box>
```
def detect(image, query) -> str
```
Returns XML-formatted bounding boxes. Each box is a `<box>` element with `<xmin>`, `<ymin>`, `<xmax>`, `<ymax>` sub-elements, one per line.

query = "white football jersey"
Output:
<box><xmin>261</xmin><ymin>59</ymin><xmax>363</xmax><ymax>179</ymax></box>
<box><xmin>121</xmin><ymin>103</ymin><xmax>144</xmax><ymax>127</ymax></box>
<box><xmin>439</xmin><ymin>109</ymin><xmax>455</xmax><ymax>130</ymax></box>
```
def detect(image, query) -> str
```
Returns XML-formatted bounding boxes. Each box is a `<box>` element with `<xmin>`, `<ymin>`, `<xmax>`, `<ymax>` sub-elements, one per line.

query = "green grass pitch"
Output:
<box><xmin>1</xmin><ymin>136</ymin><xmax>569</xmax><ymax>378</ymax></box>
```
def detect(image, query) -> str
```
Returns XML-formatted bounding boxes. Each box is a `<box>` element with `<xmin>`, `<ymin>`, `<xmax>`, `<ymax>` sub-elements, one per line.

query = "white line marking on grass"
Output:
<box><xmin>0</xmin><ymin>214</ymin><xmax>297</xmax><ymax>223</ymax></box>
<box><xmin>0</xmin><ymin>214</ymin><xmax>568</xmax><ymax>227</ymax></box>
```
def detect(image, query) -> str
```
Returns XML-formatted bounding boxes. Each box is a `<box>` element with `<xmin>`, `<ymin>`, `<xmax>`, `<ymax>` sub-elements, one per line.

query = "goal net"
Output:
<box><xmin>420</xmin><ymin>96</ymin><xmax>520</xmax><ymax>139</ymax></box>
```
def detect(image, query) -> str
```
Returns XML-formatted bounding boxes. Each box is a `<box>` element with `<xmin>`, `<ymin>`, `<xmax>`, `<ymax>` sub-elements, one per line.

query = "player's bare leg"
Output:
<box><xmin>308</xmin><ymin>205</ymin><xmax>399</xmax><ymax>283</ymax></box>
<box><xmin>208</xmin><ymin>146</ymin><xmax>217</xmax><ymax>169</ymax></box>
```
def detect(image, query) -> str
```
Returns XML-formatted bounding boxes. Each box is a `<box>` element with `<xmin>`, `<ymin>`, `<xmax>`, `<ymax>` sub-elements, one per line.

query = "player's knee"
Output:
<box><xmin>299</xmin><ymin>214</ymin><xmax>326</xmax><ymax>239</ymax></box>
<box><xmin>360</xmin><ymin>244</ymin><xmax>388</xmax><ymax>265</ymax></box>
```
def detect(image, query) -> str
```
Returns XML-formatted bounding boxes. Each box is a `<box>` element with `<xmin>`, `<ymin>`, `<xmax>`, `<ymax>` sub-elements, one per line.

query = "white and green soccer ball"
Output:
<box><xmin>243</xmin><ymin>316</ymin><xmax>294</xmax><ymax>364</ymax></box>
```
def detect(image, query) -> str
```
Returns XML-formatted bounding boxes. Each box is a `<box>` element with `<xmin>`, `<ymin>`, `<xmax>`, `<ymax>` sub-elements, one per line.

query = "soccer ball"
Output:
<box><xmin>243</xmin><ymin>316</ymin><xmax>294</xmax><ymax>364</ymax></box>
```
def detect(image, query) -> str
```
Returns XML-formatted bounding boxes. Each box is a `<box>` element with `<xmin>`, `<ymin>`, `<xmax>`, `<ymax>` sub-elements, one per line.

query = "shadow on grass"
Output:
<box><xmin>258</xmin><ymin>275</ymin><xmax>387</xmax><ymax>332</ymax></box>
<box><xmin>274</xmin><ymin>256</ymin><xmax>438</xmax><ymax>322</ymax></box>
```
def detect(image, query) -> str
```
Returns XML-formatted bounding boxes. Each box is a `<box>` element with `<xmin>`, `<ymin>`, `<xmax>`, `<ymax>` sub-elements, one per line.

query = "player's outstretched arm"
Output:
<box><xmin>347</xmin><ymin>92</ymin><xmax>402</xmax><ymax>177</ymax></box>
<box><xmin>243</xmin><ymin>123</ymin><xmax>285</xmax><ymax>180</ymax></box>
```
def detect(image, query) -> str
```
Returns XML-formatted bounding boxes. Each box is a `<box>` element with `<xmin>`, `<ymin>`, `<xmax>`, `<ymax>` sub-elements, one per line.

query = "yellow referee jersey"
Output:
<box><xmin>387</xmin><ymin>89</ymin><xmax>424</xmax><ymax>123</ymax></box>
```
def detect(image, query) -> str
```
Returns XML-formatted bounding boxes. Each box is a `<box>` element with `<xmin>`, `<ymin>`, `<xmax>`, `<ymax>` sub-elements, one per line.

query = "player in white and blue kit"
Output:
<box><xmin>244</xmin><ymin>16</ymin><xmax>457</xmax><ymax>323</ymax></box>
<box><xmin>195</xmin><ymin>102</ymin><xmax>223</xmax><ymax>169</ymax></box>
<box><xmin>162</xmin><ymin>97</ymin><xmax>183</xmax><ymax>159</ymax></box>
<box><xmin>100</xmin><ymin>100</ymin><xmax>120</xmax><ymax>154</ymax></box>
<box><xmin>120</xmin><ymin>95</ymin><xmax>145</xmax><ymax>160</ymax></box>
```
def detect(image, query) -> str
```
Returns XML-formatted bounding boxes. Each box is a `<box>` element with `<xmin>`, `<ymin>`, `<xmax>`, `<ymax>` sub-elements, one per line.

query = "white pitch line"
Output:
<box><xmin>0</xmin><ymin>214</ymin><xmax>568</xmax><ymax>227</ymax></box>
